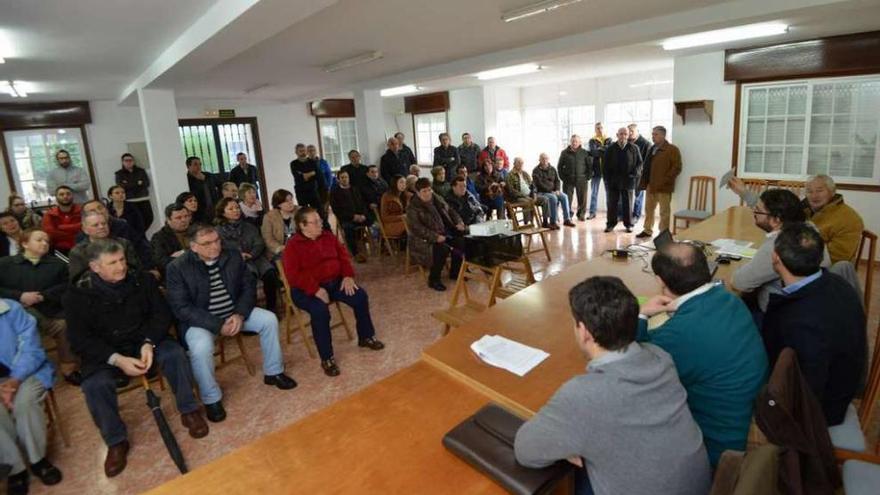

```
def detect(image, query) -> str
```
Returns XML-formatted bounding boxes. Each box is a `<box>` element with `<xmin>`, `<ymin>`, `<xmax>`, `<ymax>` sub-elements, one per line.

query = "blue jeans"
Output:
<box><xmin>536</xmin><ymin>192</ymin><xmax>571</xmax><ymax>224</ymax></box>
<box><xmin>82</xmin><ymin>340</ymin><xmax>198</xmax><ymax>446</ymax></box>
<box><xmin>290</xmin><ymin>280</ymin><xmax>377</xmax><ymax>361</ymax></box>
<box><xmin>482</xmin><ymin>196</ymin><xmax>505</xmax><ymax>220</ymax></box>
<box><xmin>632</xmin><ymin>190</ymin><xmax>645</xmax><ymax>218</ymax></box>
<box><xmin>185</xmin><ymin>307</ymin><xmax>284</xmax><ymax>405</ymax></box>
<box><xmin>589</xmin><ymin>177</ymin><xmax>602</xmax><ymax>216</ymax></box>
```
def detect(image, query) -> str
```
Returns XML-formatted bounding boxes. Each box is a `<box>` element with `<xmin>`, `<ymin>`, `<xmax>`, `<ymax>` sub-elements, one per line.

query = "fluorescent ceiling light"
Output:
<box><xmin>662</xmin><ymin>22</ymin><xmax>789</xmax><ymax>51</ymax></box>
<box><xmin>476</xmin><ymin>63</ymin><xmax>542</xmax><ymax>80</ymax></box>
<box><xmin>322</xmin><ymin>51</ymin><xmax>383</xmax><ymax>73</ymax></box>
<box><xmin>629</xmin><ymin>79</ymin><xmax>673</xmax><ymax>88</ymax></box>
<box><xmin>1</xmin><ymin>80</ymin><xmax>26</xmax><ymax>98</ymax></box>
<box><xmin>380</xmin><ymin>85</ymin><xmax>421</xmax><ymax>97</ymax></box>
<box><xmin>502</xmin><ymin>0</ymin><xmax>582</xmax><ymax>23</ymax></box>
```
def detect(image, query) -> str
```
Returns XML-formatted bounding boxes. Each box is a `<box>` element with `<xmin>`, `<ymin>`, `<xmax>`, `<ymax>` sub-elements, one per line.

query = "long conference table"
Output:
<box><xmin>148</xmin><ymin>207</ymin><xmax>763</xmax><ymax>494</ymax></box>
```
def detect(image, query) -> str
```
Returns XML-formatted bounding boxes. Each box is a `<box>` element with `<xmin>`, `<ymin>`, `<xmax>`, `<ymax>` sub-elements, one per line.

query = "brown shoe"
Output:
<box><xmin>104</xmin><ymin>440</ymin><xmax>129</xmax><ymax>478</ymax></box>
<box><xmin>181</xmin><ymin>411</ymin><xmax>209</xmax><ymax>439</ymax></box>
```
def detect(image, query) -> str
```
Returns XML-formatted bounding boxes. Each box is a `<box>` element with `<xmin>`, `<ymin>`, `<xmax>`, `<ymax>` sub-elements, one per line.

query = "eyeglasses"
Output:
<box><xmin>196</xmin><ymin>238</ymin><xmax>221</xmax><ymax>247</ymax></box>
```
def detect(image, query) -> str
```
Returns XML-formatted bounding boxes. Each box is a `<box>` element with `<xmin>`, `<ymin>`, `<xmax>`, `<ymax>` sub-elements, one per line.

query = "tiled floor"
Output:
<box><xmin>26</xmin><ymin>213</ymin><xmax>880</xmax><ymax>495</ymax></box>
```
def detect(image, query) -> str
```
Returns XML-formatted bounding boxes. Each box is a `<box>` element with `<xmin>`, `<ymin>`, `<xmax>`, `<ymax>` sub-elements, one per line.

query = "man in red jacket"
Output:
<box><xmin>478</xmin><ymin>136</ymin><xmax>509</xmax><ymax>171</ymax></box>
<box><xmin>282</xmin><ymin>207</ymin><xmax>384</xmax><ymax>376</ymax></box>
<box><xmin>41</xmin><ymin>186</ymin><xmax>82</xmax><ymax>254</ymax></box>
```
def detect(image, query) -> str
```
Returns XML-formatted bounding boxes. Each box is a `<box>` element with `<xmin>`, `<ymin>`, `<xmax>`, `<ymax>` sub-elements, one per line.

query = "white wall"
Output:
<box><xmin>672</xmin><ymin>51</ymin><xmax>879</xmax><ymax>244</ymax></box>
<box><xmin>87</xmin><ymin>100</ymin><xmax>146</xmax><ymax>197</ymax></box>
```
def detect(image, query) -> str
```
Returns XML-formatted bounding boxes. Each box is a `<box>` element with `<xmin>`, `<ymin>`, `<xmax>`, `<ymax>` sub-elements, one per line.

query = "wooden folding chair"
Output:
<box><xmin>431</xmin><ymin>260</ymin><xmax>502</xmax><ymax>335</ymax></box>
<box><xmin>506</xmin><ymin>201</ymin><xmax>552</xmax><ymax>262</ymax></box>
<box><xmin>401</xmin><ymin>217</ymin><xmax>427</xmax><ymax>279</ymax></box>
<box><xmin>276</xmin><ymin>260</ymin><xmax>354</xmax><ymax>358</ymax></box>
<box><xmin>673</xmin><ymin>175</ymin><xmax>716</xmax><ymax>233</ymax></box>
<box><xmin>739</xmin><ymin>178</ymin><xmax>769</xmax><ymax>206</ymax></box>
<box><xmin>773</xmin><ymin>180</ymin><xmax>805</xmax><ymax>198</ymax></box>
<box><xmin>215</xmin><ymin>334</ymin><xmax>256</xmax><ymax>376</ymax></box>
<box><xmin>370</xmin><ymin>204</ymin><xmax>405</xmax><ymax>257</ymax></box>
<box><xmin>334</xmin><ymin>221</ymin><xmax>374</xmax><ymax>258</ymax></box>
<box><xmin>44</xmin><ymin>389</ymin><xmax>69</xmax><ymax>448</ymax></box>
<box><xmin>492</xmin><ymin>256</ymin><xmax>537</xmax><ymax>303</ymax></box>
<box><xmin>856</xmin><ymin>230</ymin><xmax>877</xmax><ymax>316</ymax></box>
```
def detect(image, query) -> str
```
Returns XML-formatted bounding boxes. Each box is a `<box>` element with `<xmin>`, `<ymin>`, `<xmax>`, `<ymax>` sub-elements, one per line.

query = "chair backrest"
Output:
<box><xmin>772</xmin><ymin>180</ymin><xmax>804</xmax><ymax>198</ymax></box>
<box><xmin>506</xmin><ymin>202</ymin><xmax>539</xmax><ymax>230</ymax></box>
<box><xmin>370</xmin><ymin>204</ymin><xmax>391</xmax><ymax>239</ymax></box>
<box><xmin>856</xmin><ymin>229</ymin><xmax>877</xmax><ymax>315</ymax></box>
<box><xmin>740</xmin><ymin>179</ymin><xmax>769</xmax><ymax>206</ymax></box>
<box><xmin>687</xmin><ymin>175</ymin><xmax>716</xmax><ymax>214</ymax></box>
<box><xmin>276</xmin><ymin>259</ymin><xmax>292</xmax><ymax>294</ymax></box>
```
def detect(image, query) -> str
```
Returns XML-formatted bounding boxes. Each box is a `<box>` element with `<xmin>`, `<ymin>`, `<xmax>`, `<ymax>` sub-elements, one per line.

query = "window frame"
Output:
<box><xmin>603</xmin><ymin>98</ymin><xmax>673</xmax><ymax>140</ymax></box>
<box><xmin>316</xmin><ymin>116</ymin><xmax>359</xmax><ymax>171</ymax></box>
<box><xmin>412</xmin><ymin>111</ymin><xmax>448</xmax><ymax>164</ymax></box>
<box><xmin>736</xmin><ymin>74</ymin><xmax>880</xmax><ymax>187</ymax></box>
<box><xmin>1</xmin><ymin>124</ymin><xmax>99</xmax><ymax>208</ymax></box>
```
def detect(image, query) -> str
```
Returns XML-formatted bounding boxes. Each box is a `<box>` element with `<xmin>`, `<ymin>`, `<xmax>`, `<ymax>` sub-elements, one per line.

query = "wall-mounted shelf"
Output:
<box><xmin>674</xmin><ymin>100</ymin><xmax>714</xmax><ymax>125</ymax></box>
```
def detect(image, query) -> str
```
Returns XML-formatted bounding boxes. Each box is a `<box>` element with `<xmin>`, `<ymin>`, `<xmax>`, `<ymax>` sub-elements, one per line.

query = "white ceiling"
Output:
<box><xmin>1</xmin><ymin>0</ymin><xmax>879</xmax><ymax>103</ymax></box>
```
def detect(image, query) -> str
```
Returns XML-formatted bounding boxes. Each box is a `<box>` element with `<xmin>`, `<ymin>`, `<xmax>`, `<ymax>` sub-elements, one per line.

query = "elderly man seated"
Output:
<box><xmin>1</xmin><ymin>299</ymin><xmax>63</xmax><ymax>494</ymax></box>
<box><xmin>64</xmin><ymin>239</ymin><xmax>208</xmax><ymax>478</ymax></box>
<box><xmin>282</xmin><ymin>207</ymin><xmax>384</xmax><ymax>377</ymax></box>
<box><xmin>67</xmin><ymin>211</ymin><xmax>143</xmax><ymax>282</ymax></box>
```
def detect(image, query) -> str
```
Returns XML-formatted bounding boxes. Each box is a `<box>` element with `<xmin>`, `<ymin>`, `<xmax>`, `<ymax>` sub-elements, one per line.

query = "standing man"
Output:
<box><xmin>394</xmin><ymin>132</ymin><xmax>417</xmax><ymax>169</ymax></box>
<box><xmin>380</xmin><ymin>137</ymin><xmax>408</xmax><ymax>184</ymax></box>
<box><xmin>587</xmin><ymin>122</ymin><xmax>611</xmax><ymax>220</ymax></box>
<box><xmin>636</xmin><ymin>126</ymin><xmax>682</xmax><ymax>239</ymax></box>
<box><xmin>458</xmin><ymin>132</ymin><xmax>481</xmax><ymax>176</ymax></box>
<box><xmin>46</xmin><ymin>149</ymin><xmax>91</xmax><ymax>204</ymax></box>
<box><xmin>340</xmin><ymin>149</ymin><xmax>369</xmax><ymax>192</ymax></box>
<box><xmin>114</xmin><ymin>153</ymin><xmax>154</xmax><ymax>230</ymax></box>
<box><xmin>186</xmin><ymin>156</ymin><xmax>222</xmax><ymax>223</ymax></box>
<box><xmin>433</xmin><ymin>133</ymin><xmax>460</xmax><ymax>183</ymax></box>
<box><xmin>229</xmin><ymin>152</ymin><xmax>259</xmax><ymax>190</ymax></box>
<box><xmin>478</xmin><ymin>137</ymin><xmax>509</xmax><ymax>171</ymax></box>
<box><xmin>290</xmin><ymin>143</ymin><xmax>326</xmax><ymax>215</ymax></box>
<box><xmin>603</xmin><ymin>127</ymin><xmax>642</xmax><ymax>233</ymax></box>
<box><xmin>307</xmin><ymin>144</ymin><xmax>335</xmax><ymax>193</ymax></box>
<box><xmin>628</xmin><ymin>124</ymin><xmax>652</xmax><ymax>221</ymax></box>
<box><xmin>165</xmin><ymin>225</ymin><xmax>296</xmax><ymax>423</ymax></box>
<box><xmin>41</xmin><ymin>186</ymin><xmax>82</xmax><ymax>254</ymax></box>
<box><xmin>557</xmin><ymin>135</ymin><xmax>591</xmax><ymax>221</ymax></box>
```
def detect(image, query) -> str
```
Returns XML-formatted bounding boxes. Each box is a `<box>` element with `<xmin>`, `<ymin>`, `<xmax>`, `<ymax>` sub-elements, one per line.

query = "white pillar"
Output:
<box><xmin>353</xmin><ymin>89</ymin><xmax>386</xmax><ymax>165</ymax></box>
<box><xmin>137</xmin><ymin>88</ymin><xmax>185</xmax><ymax>233</ymax></box>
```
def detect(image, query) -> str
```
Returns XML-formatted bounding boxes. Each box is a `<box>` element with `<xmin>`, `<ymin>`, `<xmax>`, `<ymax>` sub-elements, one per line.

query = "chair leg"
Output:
<box><xmin>335</xmin><ymin>302</ymin><xmax>355</xmax><ymax>341</ymax></box>
<box><xmin>46</xmin><ymin>389</ymin><xmax>70</xmax><ymax>448</ymax></box>
<box><xmin>442</xmin><ymin>323</ymin><xmax>451</xmax><ymax>336</ymax></box>
<box><xmin>540</xmin><ymin>232</ymin><xmax>551</xmax><ymax>262</ymax></box>
<box><xmin>235</xmin><ymin>334</ymin><xmax>256</xmax><ymax>376</ymax></box>
<box><xmin>294</xmin><ymin>311</ymin><xmax>318</xmax><ymax>359</ymax></box>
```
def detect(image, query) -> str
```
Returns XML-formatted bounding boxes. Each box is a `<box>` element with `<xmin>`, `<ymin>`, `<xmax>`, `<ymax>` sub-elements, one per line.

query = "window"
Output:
<box><xmin>3</xmin><ymin>127</ymin><xmax>94</xmax><ymax>206</ymax></box>
<box><xmin>318</xmin><ymin>117</ymin><xmax>358</xmax><ymax>170</ymax></box>
<box><xmin>739</xmin><ymin>76</ymin><xmax>880</xmax><ymax>184</ymax></box>
<box><xmin>604</xmin><ymin>99</ymin><xmax>673</xmax><ymax>139</ymax></box>
<box><xmin>495</xmin><ymin>110</ymin><xmax>523</xmax><ymax>159</ymax></box>
<box><xmin>519</xmin><ymin>105</ymin><xmax>595</xmax><ymax>163</ymax></box>
<box><xmin>414</xmin><ymin>112</ymin><xmax>447</xmax><ymax>163</ymax></box>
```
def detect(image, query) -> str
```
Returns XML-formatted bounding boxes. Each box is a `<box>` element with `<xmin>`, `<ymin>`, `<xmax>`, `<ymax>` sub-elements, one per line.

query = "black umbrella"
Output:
<box><xmin>142</xmin><ymin>376</ymin><xmax>188</xmax><ymax>474</ymax></box>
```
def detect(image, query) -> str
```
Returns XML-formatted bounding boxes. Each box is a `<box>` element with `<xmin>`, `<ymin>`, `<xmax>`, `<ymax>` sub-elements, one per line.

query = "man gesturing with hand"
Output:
<box><xmin>64</xmin><ymin>239</ymin><xmax>207</xmax><ymax>478</ymax></box>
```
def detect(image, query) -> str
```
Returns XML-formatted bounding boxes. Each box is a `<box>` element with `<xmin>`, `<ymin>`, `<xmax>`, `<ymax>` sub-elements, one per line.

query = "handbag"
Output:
<box><xmin>442</xmin><ymin>403</ymin><xmax>573</xmax><ymax>495</ymax></box>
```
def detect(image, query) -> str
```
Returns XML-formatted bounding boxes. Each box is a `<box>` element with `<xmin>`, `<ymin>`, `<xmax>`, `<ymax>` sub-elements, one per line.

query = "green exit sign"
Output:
<box><xmin>218</xmin><ymin>109</ymin><xmax>236</xmax><ymax>118</ymax></box>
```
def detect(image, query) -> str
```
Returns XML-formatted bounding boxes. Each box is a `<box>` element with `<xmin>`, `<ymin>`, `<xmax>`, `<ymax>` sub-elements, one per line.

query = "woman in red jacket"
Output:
<box><xmin>281</xmin><ymin>207</ymin><xmax>384</xmax><ymax>376</ymax></box>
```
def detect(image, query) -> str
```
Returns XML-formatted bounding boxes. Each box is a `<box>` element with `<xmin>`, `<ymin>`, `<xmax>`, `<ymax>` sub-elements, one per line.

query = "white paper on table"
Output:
<box><xmin>710</xmin><ymin>238</ymin><xmax>757</xmax><ymax>258</ymax></box>
<box><xmin>470</xmin><ymin>335</ymin><xmax>550</xmax><ymax>377</ymax></box>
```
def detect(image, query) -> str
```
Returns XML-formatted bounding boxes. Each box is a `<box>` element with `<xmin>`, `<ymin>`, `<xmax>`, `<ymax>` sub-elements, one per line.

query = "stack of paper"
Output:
<box><xmin>470</xmin><ymin>335</ymin><xmax>550</xmax><ymax>377</ymax></box>
<box><xmin>711</xmin><ymin>238</ymin><xmax>757</xmax><ymax>258</ymax></box>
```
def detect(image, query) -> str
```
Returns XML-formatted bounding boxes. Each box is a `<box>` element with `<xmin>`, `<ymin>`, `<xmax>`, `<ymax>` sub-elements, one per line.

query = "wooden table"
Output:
<box><xmin>146</xmin><ymin>363</ymin><xmax>506</xmax><ymax>495</ymax></box>
<box><xmin>423</xmin><ymin>206</ymin><xmax>765</xmax><ymax>417</ymax></box>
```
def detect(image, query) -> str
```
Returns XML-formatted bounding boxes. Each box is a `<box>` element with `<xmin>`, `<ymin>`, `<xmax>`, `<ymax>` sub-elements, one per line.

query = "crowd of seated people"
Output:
<box><xmin>0</xmin><ymin>130</ymin><xmax>872</xmax><ymax>495</ymax></box>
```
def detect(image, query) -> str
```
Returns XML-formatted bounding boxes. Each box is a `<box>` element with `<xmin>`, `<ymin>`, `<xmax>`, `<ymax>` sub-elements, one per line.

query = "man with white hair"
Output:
<box><xmin>729</xmin><ymin>173</ymin><xmax>863</xmax><ymax>263</ymax></box>
<box><xmin>557</xmin><ymin>135</ymin><xmax>592</xmax><ymax>221</ymax></box>
<box><xmin>603</xmin><ymin>127</ymin><xmax>642</xmax><ymax>233</ymax></box>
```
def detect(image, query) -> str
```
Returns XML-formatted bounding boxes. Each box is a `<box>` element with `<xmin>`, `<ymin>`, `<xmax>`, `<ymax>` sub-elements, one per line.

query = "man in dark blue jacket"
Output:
<box><xmin>603</xmin><ymin>127</ymin><xmax>642</xmax><ymax>233</ymax></box>
<box><xmin>763</xmin><ymin>223</ymin><xmax>866</xmax><ymax>426</ymax></box>
<box><xmin>165</xmin><ymin>224</ymin><xmax>296</xmax><ymax>423</ymax></box>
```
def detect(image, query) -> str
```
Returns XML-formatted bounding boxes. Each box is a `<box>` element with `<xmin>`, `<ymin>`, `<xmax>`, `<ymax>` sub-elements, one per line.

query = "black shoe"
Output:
<box><xmin>604</xmin><ymin>227</ymin><xmax>614</xmax><ymax>233</ymax></box>
<box><xmin>587</xmin><ymin>214</ymin><xmax>596</xmax><ymax>220</ymax></box>
<box><xmin>30</xmin><ymin>458</ymin><xmax>62</xmax><ymax>486</ymax></box>
<box><xmin>635</xmin><ymin>231</ymin><xmax>652</xmax><ymax>239</ymax></box>
<box><xmin>204</xmin><ymin>401</ymin><xmax>226</xmax><ymax>423</ymax></box>
<box><xmin>321</xmin><ymin>359</ymin><xmax>340</xmax><ymax>377</ymax></box>
<box><xmin>358</xmin><ymin>337</ymin><xmax>385</xmax><ymax>350</ymax></box>
<box><xmin>563</xmin><ymin>221</ymin><xmax>576</xmax><ymax>227</ymax></box>
<box><xmin>428</xmin><ymin>281</ymin><xmax>447</xmax><ymax>291</ymax></box>
<box><xmin>7</xmin><ymin>470</ymin><xmax>28</xmax><ymax>495</ymax></box>
<box><xmin>264</xmin><ymin>373</ymin><xmax>298</xmax><ymax>390</ymax></box>
<box><xmin>63</xmin><ymin>371</ymin><xmax>82</xmax><ymax>387</ymax></box>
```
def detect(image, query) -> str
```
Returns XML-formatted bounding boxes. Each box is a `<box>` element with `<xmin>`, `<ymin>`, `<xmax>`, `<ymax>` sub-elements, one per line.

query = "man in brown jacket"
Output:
<box><xmin>637</xmin><ymin>126</ymin><xmax>682</xmax><ymax>238</ymax></box>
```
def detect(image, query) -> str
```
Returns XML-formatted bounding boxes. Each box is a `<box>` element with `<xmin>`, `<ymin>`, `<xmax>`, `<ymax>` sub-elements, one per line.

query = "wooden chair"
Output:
<box><xmin>673</xmin><ymin>175</ymin><xmax>716</xmax><ymax>233</ymax></box>
<box><xmin>214</xmin><ymin>334</ymin><xmax>256</xmax><ymax>376</ymax></box>
<box><xmin>276</xmin><ymin>260</ymin><xmax>353</xmax><ymax>358</ymax></box>
<box><xmin>856</xmin><ymin>230</ymin><xmax>877</xmax><ymax>317</ymax></box>
<box><xmin>44</xmin><ymin>389</ymin><xmax>69</xmax><ymax>448</ymax></box>
<box><xmin>401</xmin><ymin>217</ymin><xmax>427</xmax><ymax>279</ymax></box>
<box><xmin>431</xmin><ymin>261</ymin><xmax>502</xmax><ymax>336</ymax></box>
<box><xmin>370</xmin><ymin>204</ymin><xmax>405</xmax><ymax>257</ymax></box>
<box><xmin>491</xmin><ymin>256</ymin><xmax>537</xmax><ymax>303</ymax></box>
<box><xmin>334</xmin><ymin>221</ymin><xmax>374</xmax><ymax>258</ymax></box>
<box><xmin>506</xmin><ymin>201</ymin><xmax>552</xmax><ymax>262</ymax></box>
<box><xmin>773</xmin><ymin>180</ymin><xmax>805</xmax><ymax>198</ymax></box>
<box><xmin>739</xmin><ymin>178</ymin><xmax>769</xmax><ymax>206</ymax></box>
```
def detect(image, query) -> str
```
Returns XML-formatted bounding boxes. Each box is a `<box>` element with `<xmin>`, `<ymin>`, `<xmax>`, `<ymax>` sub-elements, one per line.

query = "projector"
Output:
<box><xmin>468</xmin><ymin>219</ymin><xmax>514</xmax><ymax>237</ymax></box>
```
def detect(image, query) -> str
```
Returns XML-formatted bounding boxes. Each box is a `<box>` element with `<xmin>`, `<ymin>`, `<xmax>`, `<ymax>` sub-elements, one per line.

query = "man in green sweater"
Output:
<box><xmin>638</xmin><ymin>242</ymin><xmax>768</xmax><ymax>466</ymax></box>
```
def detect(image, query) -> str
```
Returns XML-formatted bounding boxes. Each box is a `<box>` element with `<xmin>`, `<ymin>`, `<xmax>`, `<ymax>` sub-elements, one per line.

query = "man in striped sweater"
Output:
<box><xmin>166</xmin><ymin>224</ymin><xmax>296</xmax><ymax>423</ymax></box>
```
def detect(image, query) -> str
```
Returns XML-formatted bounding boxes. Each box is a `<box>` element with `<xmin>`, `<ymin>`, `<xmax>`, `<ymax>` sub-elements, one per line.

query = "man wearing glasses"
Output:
<box><xmin>165</xmin><ymin>224</ymin><xmax>296</xmax><ymax>423</ymax></box>
<box><xmin>731</xmin><ymin>188</ymin><xmax>830</xmax><ymax>314</ymax></box>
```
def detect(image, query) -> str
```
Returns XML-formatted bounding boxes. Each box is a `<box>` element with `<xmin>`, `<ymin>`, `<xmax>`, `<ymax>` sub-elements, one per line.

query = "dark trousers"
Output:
<box><xmin>341</xmin><ymin>219</ymin><xmax>373</xmax><ymax>256</ymax></box>
<box><xmin>430</xmin><ymin>236</ymin><xmax>464</xmax><ymax>284</ymax></box>
<box><xmin>81</xmin><ymin>340</ymin><xmax>198</xmax><ymax>447</ymax></box>
<box><xmin>606</xmin><ymin>187</ymin><xmax>634</xmax><ymax>228</ymax></box>
<box><xmin>481</xmin><ymin>196</ymin><xmax>505</xmax><ymax>220</ymax></box>
<box><xmin>290</xmin><ymin>280</ymin><xmax>376</xmax><ymax>361</ymax></box>
<box><xmin>563</xmin><ymin>178</ymin><xmax>588</xmax><ymax>219</ymax></box>
<box><xmin>129</xmin><ymin>200</ymin><xmax>154</xmax><ymax>230</ymax></box>
<box><xmin>296</xmin><ymin>191</ymin><xmax>329</xmax><ymax>226</ymax></box>
<box><xmin>262</xmin><ymin>270</ymin><xmax>279</xmax><ymax>311</ymax></box>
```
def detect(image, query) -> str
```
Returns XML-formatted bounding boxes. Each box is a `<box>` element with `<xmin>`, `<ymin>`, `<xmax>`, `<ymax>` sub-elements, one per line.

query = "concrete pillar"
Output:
<box><xmin>353</xmin><ymin>89</ymin><xmax>386</xmax><ymax>165</ymax></box>
<box><xmin>137</xmin><ymin>88</ymin><xmax>185</xmax><ymax>233</ymax></box>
